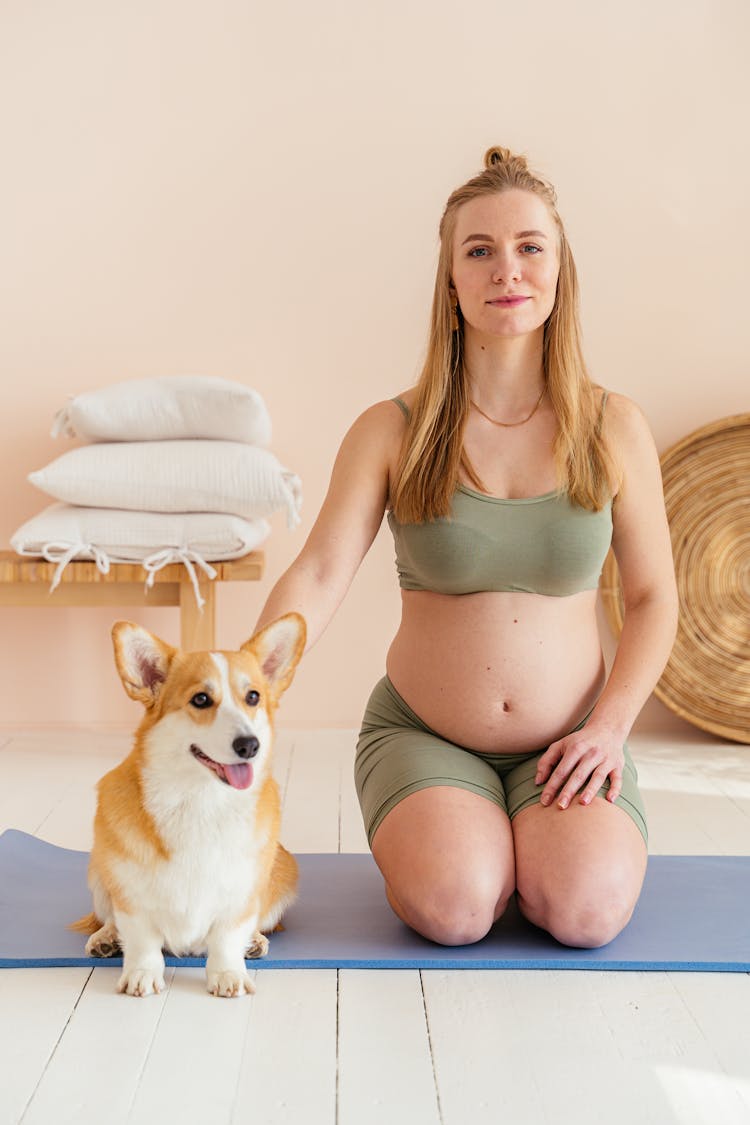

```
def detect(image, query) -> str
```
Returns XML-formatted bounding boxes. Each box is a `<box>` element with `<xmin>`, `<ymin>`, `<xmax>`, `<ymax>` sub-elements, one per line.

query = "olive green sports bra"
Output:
<box><xmin>387</xmin><ymin>396</ymin><xmax>613</xmax><ymax>597</ymax></box>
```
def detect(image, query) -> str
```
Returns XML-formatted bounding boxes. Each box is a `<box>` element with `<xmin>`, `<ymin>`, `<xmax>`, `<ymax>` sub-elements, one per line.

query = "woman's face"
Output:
<box><xmin>450</xmin><ymin>189</ymin><xmax>560</xmax><ymax>340</ymax></box>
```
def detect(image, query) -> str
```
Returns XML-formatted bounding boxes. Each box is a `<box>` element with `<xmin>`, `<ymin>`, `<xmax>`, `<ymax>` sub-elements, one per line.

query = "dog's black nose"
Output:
<box><xmin>232</xmin><ymin>735</ymin><xmax>259</xmax><ymax>760</ymax></box>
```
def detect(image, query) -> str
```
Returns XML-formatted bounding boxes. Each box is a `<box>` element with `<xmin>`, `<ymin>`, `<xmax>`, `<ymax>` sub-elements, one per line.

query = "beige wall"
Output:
<box><xmin>1</xmin><ymin>0</ymin><xmax>748</xmax><ymax>728</ymax></box>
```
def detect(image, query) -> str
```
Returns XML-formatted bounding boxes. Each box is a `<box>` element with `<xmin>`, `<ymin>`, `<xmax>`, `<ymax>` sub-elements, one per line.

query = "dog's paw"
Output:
<box><xmin>207</xmin><ymin>969</ymin><xmax>255</xmax><ymax>998</ymax></box>
<box><xmin>245</xmin><ymin>931</ymin><xmax>269</xmax><ymax>959</ymax></box>
<box><xmin>86</xmin><ymin>922</ymin><xmax>122</xmax><ymax>958</ymax></box>
<box><xmin>116</xmin><ymin>968</ymin><xmax>165</xmax><ymax>997</ymax></box>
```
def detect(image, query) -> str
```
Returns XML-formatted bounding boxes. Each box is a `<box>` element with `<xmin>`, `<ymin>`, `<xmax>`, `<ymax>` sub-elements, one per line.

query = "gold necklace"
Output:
<box><xmin>470</xmin><ymin>385</ymin><xmax>546</xmax><ymax>428</ymax></box>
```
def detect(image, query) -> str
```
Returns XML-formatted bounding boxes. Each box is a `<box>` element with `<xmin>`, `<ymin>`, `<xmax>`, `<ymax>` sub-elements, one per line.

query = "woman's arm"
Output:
<box><xmin>584</xmin><ymin>393</ymin><xmax>679</xmax><ymax>736</ymax></box>
<box><xmin>536</xmin><ymin>393</ymin><xmax>679</xmax><ymax>809</ymax></box>
<box><xmin>254</xmin><ymin>401</ymin><xmax>404</xmax><ymax>649</ymax></box>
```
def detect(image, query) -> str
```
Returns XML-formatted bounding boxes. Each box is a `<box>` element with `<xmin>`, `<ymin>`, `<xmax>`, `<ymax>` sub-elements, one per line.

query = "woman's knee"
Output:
<box><xmin>513</xmin><ymin>800</ymin><xmax>647</xmax><ymax>949</ymax></box>
<box><xmin>371</xmin><ymin>786</ymin><xmax>517</xmax><ymax>945</ymax></box>
<box><xmin>386</xmin><ymin>876</ymin><xmax>512</xmax><ymax>947</ymax></box>
<box><xmin>547</xmin><ymin>901</ymin><xmax>634</xmax><ymax>948</ymax></box>
<box><xmin>517</xmin><ymin>884</ymin><xmax>636</xmax><ymax>948</ymax></box>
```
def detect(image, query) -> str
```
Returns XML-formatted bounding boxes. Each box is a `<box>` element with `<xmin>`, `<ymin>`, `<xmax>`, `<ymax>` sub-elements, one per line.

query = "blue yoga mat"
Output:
<box><xmin>1</xmin><ymin>830</ymin><xmax>749</xmax><ymax>971</ymax></box>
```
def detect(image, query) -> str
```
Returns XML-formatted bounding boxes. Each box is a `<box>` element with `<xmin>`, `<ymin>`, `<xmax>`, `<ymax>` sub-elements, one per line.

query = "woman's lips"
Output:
<box><xmin>487</xmin><ymin>297</ymin><xmax>529</xmax><ymax>307</ymax></box>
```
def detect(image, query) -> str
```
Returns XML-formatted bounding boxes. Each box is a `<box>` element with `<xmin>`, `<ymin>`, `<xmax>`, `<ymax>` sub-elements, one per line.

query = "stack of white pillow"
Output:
<box><xmin>11</xmin><ymin>376</ymin><xmax>302</xmax><ymax>607</ymax></box>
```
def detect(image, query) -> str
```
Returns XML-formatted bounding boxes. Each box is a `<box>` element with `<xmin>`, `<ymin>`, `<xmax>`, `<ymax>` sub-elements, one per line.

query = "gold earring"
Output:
<box><xmin>450</xmin><ymin>297</ymin><xmax>460</xmax><ymax>332</ymax></box>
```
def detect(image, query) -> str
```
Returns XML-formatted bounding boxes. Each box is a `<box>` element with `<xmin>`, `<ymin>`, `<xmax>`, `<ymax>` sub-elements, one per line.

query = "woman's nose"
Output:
<box><xmin>491</xmin><ymin>253</ymin><xmax>521</xmax><ymax>283</ymax></box>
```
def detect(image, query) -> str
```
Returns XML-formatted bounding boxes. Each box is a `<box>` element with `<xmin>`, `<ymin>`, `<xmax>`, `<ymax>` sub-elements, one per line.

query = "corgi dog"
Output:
<box><xmin>71</xmin><ymin>612</ymin><xmax>305</xmax><ymax>998</ymax></box>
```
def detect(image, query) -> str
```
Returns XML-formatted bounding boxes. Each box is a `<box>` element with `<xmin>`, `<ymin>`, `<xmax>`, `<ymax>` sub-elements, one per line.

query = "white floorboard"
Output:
<box><xmin>19</xmin><ymin>966</ymin><xmax>175</xmax><ymax>1125</ymax></box>
<box><xmin>231</xmin><ymin>970</ymin><xmax>338</xmax><ymax>1124</ymax></box>
<box><xmin>338</xmin><ymin>970</ymin><xmax>440</xmax><ymax>1125</ymax></box>
<box><xmin>0</xmin><ymin>968</ymin><xmax>91</xmax><ymax>1125</ymax></box>
<box><xmin>1</xmin><ymin>716</ymin><xmax>749</xmax><ymax>1125</ymax></box>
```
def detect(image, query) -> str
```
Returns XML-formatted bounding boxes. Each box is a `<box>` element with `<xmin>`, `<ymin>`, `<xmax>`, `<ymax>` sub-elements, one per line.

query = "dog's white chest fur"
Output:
<box><xmin>117</xmin><ymin>805</ymin><xmax>266</xmax><ymax>955</ymax></box>
<box><xmin>115</xmin><ymin>715</ymin><xmax>271</xmax><ymax>954</ymax></box>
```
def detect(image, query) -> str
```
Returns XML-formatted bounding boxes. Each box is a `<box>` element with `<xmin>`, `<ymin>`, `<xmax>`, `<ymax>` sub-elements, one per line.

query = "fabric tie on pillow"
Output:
<box><xmin>11</xmin><ymin>505</ymin><xmax>271</xmax><ymax>609</ymax></box>
<box><xmin>141</xmin><ymin>548</ymin><xmax>218</xmax><ymax>610</ymax></box>
<box><xmin>40</xmin><ymin>542</ymin><xmax>111</xmax><ymax>593</ymax></box>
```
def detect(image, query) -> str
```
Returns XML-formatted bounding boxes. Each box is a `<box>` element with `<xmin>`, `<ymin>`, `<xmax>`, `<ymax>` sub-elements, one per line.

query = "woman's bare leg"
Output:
<box><xmin>371</xmin><ymin>785</ymin><xmax>516</xmax><ymax>946</ymax></box>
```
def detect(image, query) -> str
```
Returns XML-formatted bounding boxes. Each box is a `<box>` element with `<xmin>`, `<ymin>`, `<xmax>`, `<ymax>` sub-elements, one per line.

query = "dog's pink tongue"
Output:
<box><xmin>222</xmin><ymin>762</ymin><xmax>254</xmax><ymax>790</ymax></box>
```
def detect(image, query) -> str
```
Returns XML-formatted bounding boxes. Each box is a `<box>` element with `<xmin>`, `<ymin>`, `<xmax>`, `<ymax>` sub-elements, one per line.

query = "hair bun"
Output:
<box><xmin>483</xmin><ymin>145</ymin><xmax>529</xmax><ymax>171</ymax></box>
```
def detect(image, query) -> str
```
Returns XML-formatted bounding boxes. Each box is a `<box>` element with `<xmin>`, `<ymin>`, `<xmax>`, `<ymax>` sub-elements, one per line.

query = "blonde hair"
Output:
<box><xmin>391</xmin><ymin>146</ymin><xmax>619</xmax><ymax>523</ymax></box>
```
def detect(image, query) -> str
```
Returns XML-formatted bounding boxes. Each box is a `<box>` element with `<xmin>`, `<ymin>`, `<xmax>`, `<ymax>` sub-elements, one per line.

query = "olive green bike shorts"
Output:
<box><xmin>355</xmin><ymin>675</ymin><xmax>648</xmax><ymax>847</ymax></box>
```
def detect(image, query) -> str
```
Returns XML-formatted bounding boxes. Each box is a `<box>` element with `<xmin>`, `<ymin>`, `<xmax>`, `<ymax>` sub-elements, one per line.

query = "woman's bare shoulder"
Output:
<box><xmin>393</xmin><ymin>387</ymin><xmax>417</xmax><ymax>409</ymax></box>
<box><xmin>602</xmin><ymin>390</ymin><xmax>654</xmax><ymax>445</ymax></box>
<box><xmin>346</xmin><ymin>391</ymin><xmax>415</xmax><ymax>438</ymax></box>
<box><xmin>331</xmin><ymin>395</ymin><xmax>411</xmax><ymax>484</ymax></box>
<box><xmin>600</xmin><ymin>390</ymin><xmax>662</xmax><ymax>501</ymax></box>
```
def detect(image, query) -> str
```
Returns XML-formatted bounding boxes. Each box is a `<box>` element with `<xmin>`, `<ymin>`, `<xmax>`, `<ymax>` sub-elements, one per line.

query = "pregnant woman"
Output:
<box><xmin>255</xmin><ymin>145</ymin><xmax>678</xmax><ymax>948</ymax></box>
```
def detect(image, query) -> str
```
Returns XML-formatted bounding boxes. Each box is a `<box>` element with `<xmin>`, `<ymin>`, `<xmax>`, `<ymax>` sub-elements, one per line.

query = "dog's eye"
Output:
<box><xmin>245</xmin><ymin>690</ymin><xmax>260</xmax><ymax>707</ymax></box>
<box><xmin>190</xmin><ymin>692</ymin><xmax>213</xmax><ymax>709</ymax></box>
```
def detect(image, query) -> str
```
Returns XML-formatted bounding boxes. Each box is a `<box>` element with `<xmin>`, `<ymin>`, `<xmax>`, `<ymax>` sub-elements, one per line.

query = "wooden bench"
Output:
<box><xmin>0</xmin><ymin>550</ymin><xmax>264</xmax><ymax>651</ymax></box>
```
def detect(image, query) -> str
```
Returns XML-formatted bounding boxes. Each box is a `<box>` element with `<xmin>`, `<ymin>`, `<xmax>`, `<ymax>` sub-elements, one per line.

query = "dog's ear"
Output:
<box><xmin>112</xmin><ymin>621</ymin><xmax>177</xmax><ymax>706</ymax></box>
<box><xmin>242</xmin><ymin>613</ymin><xmax>306</xmax><ymax>697</ymax></box>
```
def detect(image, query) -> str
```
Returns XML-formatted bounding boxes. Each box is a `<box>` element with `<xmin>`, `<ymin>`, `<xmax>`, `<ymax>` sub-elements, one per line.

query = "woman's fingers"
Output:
<box><xmin>605</xmin><ymin>769</ymin><xmax>624</xmax><ymax>804</ymax></box>
<box><xmin>577</xmin><ymin>762</ymin><xmax>616</xmax><ymax>807</ymax></box>
<box><xmin>536</xmin><ymin>737</ymin><xmax>590</xmax><ymax>804</ymax></box>
<box><xmin>545</xmin><ymin>748</ymin><xmax>600</xmax><ymax>808</ymax></box>
<box><xmin>536</xmin><ymin>738</ymin><xmax>624</xmax><ymax>809</ymax></box>
<box><xmin>534</xmin><ymin>742</ymin><xmax>563</xmax><ymax>786</ymax></box>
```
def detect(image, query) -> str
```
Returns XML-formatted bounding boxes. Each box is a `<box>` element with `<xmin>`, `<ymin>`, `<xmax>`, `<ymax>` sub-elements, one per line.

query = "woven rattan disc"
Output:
<box><xmin>601</xmin><ymin>413</ymin><xmax>750</xmax><ymax>743</ymax></box>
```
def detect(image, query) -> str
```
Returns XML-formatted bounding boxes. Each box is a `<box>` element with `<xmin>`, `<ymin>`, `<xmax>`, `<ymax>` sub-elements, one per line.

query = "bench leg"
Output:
<box><xmin>179</xmin><ymin>582</ymin><xmax>216</xmax><ymax>651</ymax></box>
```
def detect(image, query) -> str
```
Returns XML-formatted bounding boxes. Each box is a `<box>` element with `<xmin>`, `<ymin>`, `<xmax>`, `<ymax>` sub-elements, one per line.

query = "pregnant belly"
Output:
<box><xmin>386</xmin><ymin>589</ymin><xmax>606</xmax><ymax>754</ymax></box>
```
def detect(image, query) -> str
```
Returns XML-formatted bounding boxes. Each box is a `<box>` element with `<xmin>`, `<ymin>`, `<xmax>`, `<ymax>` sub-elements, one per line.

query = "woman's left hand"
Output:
<box><xmin>534</xmin><ymin>726</ymin><xmax>626</xmax><ymax>810</ymax></box>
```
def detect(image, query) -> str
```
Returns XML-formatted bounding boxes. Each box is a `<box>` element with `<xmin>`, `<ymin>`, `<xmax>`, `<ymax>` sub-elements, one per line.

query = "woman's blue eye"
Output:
<box><xmin>468</xmin><ymin>245</ymin><xmax>541</xmax><ymax>258</ymax></box>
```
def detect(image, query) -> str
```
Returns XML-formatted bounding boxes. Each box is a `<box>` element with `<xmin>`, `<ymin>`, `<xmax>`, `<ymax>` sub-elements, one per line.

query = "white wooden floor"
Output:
<box><xmin>1</xmin><ymin>716</ymin><xmax>750</xmax><ymax>1125</ymax></box>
